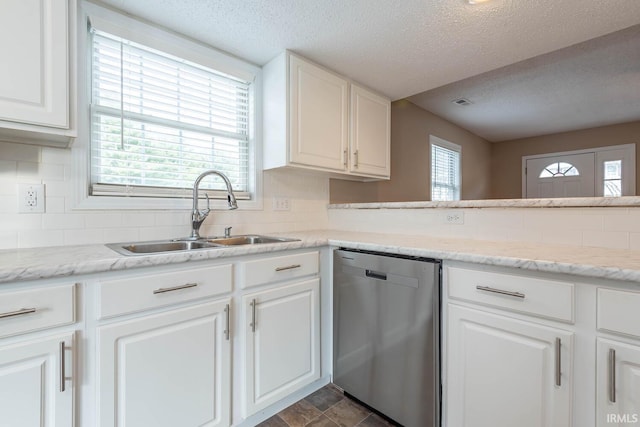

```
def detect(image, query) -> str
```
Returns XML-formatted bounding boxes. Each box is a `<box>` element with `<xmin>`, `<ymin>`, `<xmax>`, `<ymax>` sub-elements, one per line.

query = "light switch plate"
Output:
<box><xmin>272</xmin><ymin>197</ymin><xmax>291</xmax><ymax>211</ymax></box>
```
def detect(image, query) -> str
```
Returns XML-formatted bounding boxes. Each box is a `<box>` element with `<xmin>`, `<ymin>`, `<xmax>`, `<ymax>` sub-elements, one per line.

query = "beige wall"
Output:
<box><xmin>330</xmin><ymin>100</ymin><xmax>492</xmax><ymax>203</ymax></box>
<box><xmin>491</xmin><ymin>121</ymin><xmax>640</xmax><ymax>199</ymax></box>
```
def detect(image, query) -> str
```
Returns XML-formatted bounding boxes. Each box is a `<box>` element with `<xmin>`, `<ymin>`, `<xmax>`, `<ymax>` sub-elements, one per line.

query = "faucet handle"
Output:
<box><xmin>199</xmin><ymin>192</ymin><xmax>211</xmax><ymax>216</ymax></box>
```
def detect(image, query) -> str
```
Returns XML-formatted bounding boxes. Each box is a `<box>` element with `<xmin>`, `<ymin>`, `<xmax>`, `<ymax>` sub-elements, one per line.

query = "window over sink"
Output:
<box><xmin>75</xmin><ymin>2</ymin><xmax>262</xmax><ymax>210</ymax></box>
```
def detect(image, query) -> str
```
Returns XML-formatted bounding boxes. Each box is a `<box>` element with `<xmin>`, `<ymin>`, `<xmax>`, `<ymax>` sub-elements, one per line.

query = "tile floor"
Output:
<box><xmin>257</xmin><ymin>384</ymin><xmax>396</xmax><ymax>427</ymax></box>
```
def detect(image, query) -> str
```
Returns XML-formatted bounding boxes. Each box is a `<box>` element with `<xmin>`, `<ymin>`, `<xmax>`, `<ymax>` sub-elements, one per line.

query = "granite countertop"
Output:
<box><xmin>1</xmin><ymin>230</ymin><xmax>640</xmax><ymax>284</ymax></box>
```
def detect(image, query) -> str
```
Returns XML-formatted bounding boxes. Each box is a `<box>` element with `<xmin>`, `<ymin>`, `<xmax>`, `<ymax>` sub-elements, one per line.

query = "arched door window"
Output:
<box><xmin>538</xmin><ymin>162</ymin><xmax>580</xmax><ymax>178</ymax></box>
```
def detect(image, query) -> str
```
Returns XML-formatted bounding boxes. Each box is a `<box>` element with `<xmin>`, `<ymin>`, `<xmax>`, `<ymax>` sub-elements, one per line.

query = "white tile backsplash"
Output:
<box><xmin>328</xmin><ymin>205</ymin><xmax>640</xmax><ymax>250</ymax></box>
<box><xmin>582</xmin><ymin>230</ymin><xmax>630</xmax><ymax>249</ymax></box>
<box><xmin>0</xmin><ymin>141</ymin><xmax>330</xmax><ymax>248</ymax></box>
<box><xmin>18</xmin><ymin>229</ymin><xmax>65</xmax><ymax>248</ymax></box>
<box><xmin>603</xmin><ymin>211</ymin><xmax>640</xmax><ymax>233</ymax></box>
<box><xmin>3</xmin><ymin>138</ymin><xmax>640</xmax><ymax>251</ymax></box>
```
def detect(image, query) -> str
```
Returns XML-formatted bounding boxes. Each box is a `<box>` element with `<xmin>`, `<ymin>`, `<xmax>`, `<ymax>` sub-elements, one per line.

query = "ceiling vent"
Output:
<box><xmin>452</xmin><ymin>98</ymin><xmax>473</xmax><ymax>106</ymax></box>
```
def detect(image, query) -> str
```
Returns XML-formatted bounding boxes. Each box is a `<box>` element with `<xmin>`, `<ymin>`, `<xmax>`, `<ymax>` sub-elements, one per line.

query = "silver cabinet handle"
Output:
<box><xmin>476</xmin><ymin>285</ymin><xmax>525</xmax><ymax>299</ymax></box>
<box><xmin>59</xmin><ymin>341</ymin><xmax>66</xmax><ymax>393</ymax></box>
<box><xmin>555</xmin><ymin>338</ymin><xmax>562</xmax><ymax>387</ymax></box>
<box><xmin>275</xmin><ymin>264</ymin><xmax>301</xmax><ymax>272</ymax></box>
<box><xmin>343</xmin><ymin>149</ymin><xmax>347</xmax><ymax>166</ymax></box>
<box><xmin>609</xmin><ymin>348</ymin><xmax>616</xmax><ymax>403</ymax></box>
<box><xmin>153</xmin><ymin>282</ymin><xmax>198</xmax><ymax>294</ymax></box>
<box><xmin>0</xmin><ymin>307</ymin><xmax>36</xmax><ymax>319</ymax></box>
<box><xmin>250</xmin><ymin>299</ymin><xmax>257</xmax><ymax>332</ymax></box>
<box><xmin>224</xmin><ymin>304</ymin><xmax>230</xmax><ymax>341</ymax></box>
<box><xmin>353</xmin><ymin>150</ymin><xmax>359</xmax><ymax>168</ymax></box>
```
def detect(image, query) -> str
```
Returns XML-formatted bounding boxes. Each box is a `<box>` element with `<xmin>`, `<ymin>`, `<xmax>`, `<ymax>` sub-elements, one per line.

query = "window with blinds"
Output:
<box><xmin>90</xmin><ymin>29</ymin><xmax>251</xmax><ymax>199</ymax></box>
<box><xmin>431</xmin><ymin>137</ymin><xmax>461</xmax><ymax>201</ymax></box>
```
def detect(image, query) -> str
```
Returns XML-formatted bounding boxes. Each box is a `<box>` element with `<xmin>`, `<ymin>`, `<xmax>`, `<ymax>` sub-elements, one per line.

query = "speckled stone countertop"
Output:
<box><xmin>1</xmin><ymin>230</ymin><xmax>640</xmax><ymax>284</ymax></box>
<box><xmin>329</xmin><ymin>196</ymin><xmax>640</xmax><ymax>209</ymax></box>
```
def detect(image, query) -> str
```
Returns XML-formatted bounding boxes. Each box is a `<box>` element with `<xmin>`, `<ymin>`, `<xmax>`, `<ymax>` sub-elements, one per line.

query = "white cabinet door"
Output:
<box><xmin>0</xmin><ymin>333</ymin><xmax>73</xmax><ymax>427</ymax></box>
<box><xmin>0</xmin><ymin>0</ymin><xmax>69</xmax><ymax>128</ymax></box>
<box><xmin>289</xmin><ymin>55</ymin><xmax>349</xmax><ymax>172</ymax></box>
<box><xmin>98</xmin><ymin>300</ymin><xmax>231</xmax><ymax>427</ymax></box>
<box><xmin>597</xmin><ymin>338</ymin><xmax>640</xmax><ymax>426</ymax></box>
<box><xmin>447</xmin><ymin>304</ymin><xmax>573</xmax><ymax>427</ymax></box>
<box><xmin>350</xmin><ymin>84</ymin><xmax>390</xmax><ymax>178</ymax></box>
<box><xmin>243</xmin><ymin>278</ymin><xmax>320</xmax><ymax>416</ymax></box>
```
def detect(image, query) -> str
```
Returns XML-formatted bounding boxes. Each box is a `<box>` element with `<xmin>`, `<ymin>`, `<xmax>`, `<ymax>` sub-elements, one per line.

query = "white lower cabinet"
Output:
<box><xmin>447</xmin><ymin>304</ymin><xmax>573</xmax><ymax>427</ymax></box>
<box><xmin>92</xmin><ymin>251</ymin><xmax>325</xmax><ymax>427</ymax></box>
<box><xmin>596</xmin><ymin>287</ymin><xmax>640</xmax><ymax>426</ymax></box>
<box><xmin>596</xmin><ymin>340</ymin><xmax>640</xmax><ymax>426</ymax></box>
<box><xmin>0</xmin><ymin>333</ymin><xmax>74</xmax><ymax>427</ymax></box>
<box><xmin>97</xmin><ymin>300</ymin><xmax>231</xmax><ymax>427</ymax></box>
<box><xmin>242</xmin><ymin>278</ymin><xmax>321</xmax><ymax>417</ymax></box>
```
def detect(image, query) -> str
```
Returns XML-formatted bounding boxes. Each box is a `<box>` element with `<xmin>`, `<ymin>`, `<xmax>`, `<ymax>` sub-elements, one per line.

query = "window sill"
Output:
<box><xmin>72</xmin><ymin>194</ymin><xmax>264</xmax><ymax>211</ymax></box>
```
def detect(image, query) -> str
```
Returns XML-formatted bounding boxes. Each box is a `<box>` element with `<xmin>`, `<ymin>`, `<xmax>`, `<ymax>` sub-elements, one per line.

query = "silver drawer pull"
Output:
<box><xmin>153</xmin><ymin>283</ymin><xmax>198</xmax><ymax>294</ymax></box>
<box><xmin>476</xmin><ymin>285</ymin><xmax>525</xmax><ymax>299</ymax></box>
<box><xmin>0</xmin><ymin>307</ymin><xmax>37</xmax><ymax>319</ymax></box>
<box><xmin>59</xmin><ymin>341</ymin><xmax>66</xmax><ymax>393</ymax></box>
<box><xmin>224</xmin><ymin>304</ymin><xmax>230</xmax><ymax>341</ymax></box>
<box><xmin>250</xmin><ymin>299</ymin><xmax>257</xmax><ymax>332</ymax></box>
<box><xmin>275</xmin><ymin>264</ymin><xmax>301</xmax><ymax>272</ymax></box>
<box><xmin>555</xmin><ymin>338</ymin><xmax>562</xmax><ymax>387</ymax></box>
<box><xmin>609</xmin><ymin>348</ymin><xmax>616</xmax><ymax>403</ymax></box>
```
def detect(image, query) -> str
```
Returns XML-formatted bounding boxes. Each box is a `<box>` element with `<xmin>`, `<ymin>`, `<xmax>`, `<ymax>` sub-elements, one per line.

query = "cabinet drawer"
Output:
<box><xmin>447</xmin><ymin>267</ymin><xmax>574</xmax><ymax>322</ymax></box>
<box><xmin>240</xmin><ymin>251</ymin><xmax>319</xmax><ymax>289</ymax></box>
<box><xmin>597</xmin><ymin>288</ymin><xmax>640</xmax><ymax>338</ymax></box>
<box><xmin>0</xmin><ymin>283</ymin><xmax>75</xmax><ymax>338</ymax></box>
<box><xmin>98</xmin><ymin>264</ymin><xmax>232</xmax><ymax>319</ymax></box>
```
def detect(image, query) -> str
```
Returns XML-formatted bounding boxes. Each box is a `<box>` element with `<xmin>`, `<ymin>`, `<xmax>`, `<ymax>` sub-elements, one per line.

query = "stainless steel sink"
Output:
<box><xmin>206</xmin><ymin>235</ymin><xmax>299</xmax><ymax>246</ymax></box>
<box><xmin>107</xmin><ymin>235</ymin><xmax>299</xmax><ymax>255</ymax></box>
<box><xmin>106</xmin><ymin>240</ymin><xmax>223</xmax><ymax>256</ymax></box>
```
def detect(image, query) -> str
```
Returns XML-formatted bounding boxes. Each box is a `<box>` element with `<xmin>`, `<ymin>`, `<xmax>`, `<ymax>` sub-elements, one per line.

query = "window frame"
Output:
<box><xmin>430</xmin><ymin>135</ymin><xmax>462</xmax><ymax>201</ymax></box>
<box><xmin>73</xmin><ymin>2</ymin><xmax>263</xmax><ymax>210</ymax></box>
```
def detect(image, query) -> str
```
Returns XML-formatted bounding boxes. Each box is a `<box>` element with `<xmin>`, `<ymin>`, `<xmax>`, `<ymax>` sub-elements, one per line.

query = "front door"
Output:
<box><xmin>525</xmin><ymin>153</ymin><xmax>596</xmax><ymax>198</ymax></box>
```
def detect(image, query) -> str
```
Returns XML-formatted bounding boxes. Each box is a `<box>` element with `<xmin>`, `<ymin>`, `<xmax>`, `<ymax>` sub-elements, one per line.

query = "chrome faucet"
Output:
<box><xmin>189</xmin><ymin>170</ymin><xmax>238</xmax><ymax>240</ymax></box>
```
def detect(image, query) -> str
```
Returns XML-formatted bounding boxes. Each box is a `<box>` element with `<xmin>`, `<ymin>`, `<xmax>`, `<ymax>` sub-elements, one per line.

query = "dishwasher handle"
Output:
<box><xmin>365</xmin><ymin>269</ymin><xmax>387</xmax><ymax>281</ymax></box>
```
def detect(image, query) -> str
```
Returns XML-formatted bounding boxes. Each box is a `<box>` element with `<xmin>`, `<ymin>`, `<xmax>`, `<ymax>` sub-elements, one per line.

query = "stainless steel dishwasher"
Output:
<box><xmin>333</xmin><ymin>248</ymin><xmax>441</xmax><ymax>427</ymax></box>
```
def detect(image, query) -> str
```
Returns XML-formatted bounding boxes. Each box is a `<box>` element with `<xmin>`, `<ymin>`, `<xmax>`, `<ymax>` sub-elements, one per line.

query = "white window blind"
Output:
<box><xmin>431</xmin><ymin>138</ymin><xmax>461</xmax><ymax>201</ymax></box>
<box><xmin>90</xmin><ymin>29</ymin><xmax>251</xmax><ymax>199</ymax></box>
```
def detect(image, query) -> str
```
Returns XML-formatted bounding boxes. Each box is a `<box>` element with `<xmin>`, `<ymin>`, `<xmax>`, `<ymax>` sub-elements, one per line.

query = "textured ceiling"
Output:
<box><xmin>408</xmin><ymin>25</ymin><xmax>640</xmax><ymax>142</ymax></box>
<box><xmin>93</xmin><ymin>0</ymin><xmax>640</xmax><ymax>141</ymax></box>
<box><xmin>94</xmin><ymin>0</ymin><xmax>640</xmax><ymax>101</ymax></box>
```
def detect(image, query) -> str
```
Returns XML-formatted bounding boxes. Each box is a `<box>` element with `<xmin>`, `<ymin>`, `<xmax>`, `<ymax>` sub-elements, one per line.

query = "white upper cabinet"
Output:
<box><xmin>289</xmin><ymin>55</ymin><xmax>349</xmax><ymax>172</ymax></box>
<box><xmin>0</xmin><ymin>0</ymin><xmax>76</xmax><ymax>147</ymax></box>
<box><xmin>349</xmin><ymin>84</ymin><xmax>390</xmax><ymax>177</ymax></box>
<box><xmin>263</xmin><ymin>51</ymin><xmax>390</xmax><ymax>180</ymax></box>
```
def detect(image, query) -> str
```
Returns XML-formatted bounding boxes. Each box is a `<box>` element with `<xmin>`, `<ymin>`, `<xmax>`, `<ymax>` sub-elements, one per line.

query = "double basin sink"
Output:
<box><xmin>107</xmin><ymin>235</ymin><xmax>299</xmax><ymax>256</ymax></box>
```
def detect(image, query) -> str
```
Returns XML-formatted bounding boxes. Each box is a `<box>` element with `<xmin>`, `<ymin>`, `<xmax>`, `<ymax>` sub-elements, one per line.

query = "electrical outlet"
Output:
<box><xmin>444</xmin><ymin>210</ymin><xmax>464</xmax><ymax>224</ymax></box>
<box><xmin>18</xmin><ymin>184</ymin><xmax>45</xmax><ymax>213</ymax></box>
<box><xmin>272</xmin><ymin>197</ymin><xmax>291</xmax><ymax>211</ymax></box>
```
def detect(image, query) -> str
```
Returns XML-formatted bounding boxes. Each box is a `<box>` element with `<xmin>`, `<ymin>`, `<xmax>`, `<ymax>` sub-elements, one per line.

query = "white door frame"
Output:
<box><xmin>522</xmin><ymin>144</ymin><xmax>636</xmax><ymax>198</ymax></box>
